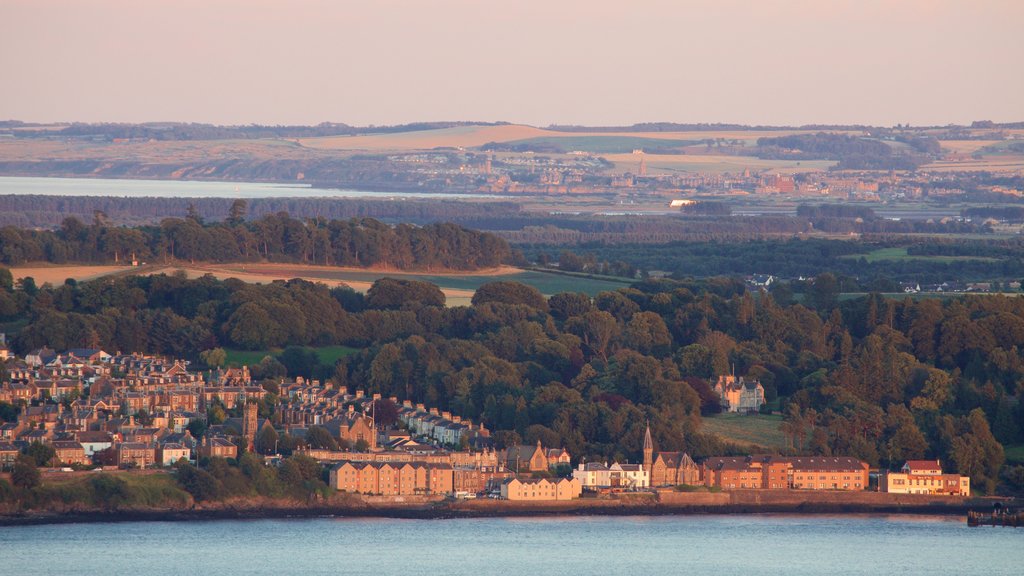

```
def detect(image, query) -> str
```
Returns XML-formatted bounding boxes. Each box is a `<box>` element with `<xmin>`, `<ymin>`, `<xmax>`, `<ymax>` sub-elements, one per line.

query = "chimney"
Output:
<box><xmin>403</xmin><ymin>400</ymin><xmax>413</xmax><ymax>408</ymax></box>
<box><xmin>355</xmin><ymin>390</ymin><xmax>364</xmax><ymax>399</ymax></box>
<box><xmin>348</xmin><ymin>405</ymin><xmax>355</xmax><ymax>413</ymax></box>
<box><xmin>429</xmin><ymin>408</ymin><xmax>439</xmax><ymax>416</ymax></box>
<box><xmin>452</xmin><ymin>416</ymin><xmax>461</xmax><ymax>423</ymax></box>
<box><xmin>442</xmin><ymin>411</ymin><xmax>451</xmax><ymax>421</ymax></box>
<box><xmin>339</xmin><ymin>386</ymin><xmax>348</xmax><ymax>395</ymax></box>
<box><xmin>416</xmin><ymin>403</ymin><xmax>425</xmax><ymax>412</ymax></box>
<box><xmin>372</xmin><ymin>393</ymin><xmax>381</xmax><ymax>401</ymax></box>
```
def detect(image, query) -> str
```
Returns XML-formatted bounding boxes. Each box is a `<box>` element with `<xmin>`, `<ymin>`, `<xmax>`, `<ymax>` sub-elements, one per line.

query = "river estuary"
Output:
<box><xmin>1</xmin><ymin>514</ymin><xmax>1021</xmax><ymax>575</ymax></box>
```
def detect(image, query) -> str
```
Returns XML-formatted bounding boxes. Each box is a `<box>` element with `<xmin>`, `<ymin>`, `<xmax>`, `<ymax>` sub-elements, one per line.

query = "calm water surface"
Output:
<box><xmin>0</xmin><ymin>176</ymin><xmax>509</xmax><ymax>199</ymax></box>
<box><xmin>1</xmin><ymin>515</ymin><xmax>1021</xmax><ymax>575</ymax></box>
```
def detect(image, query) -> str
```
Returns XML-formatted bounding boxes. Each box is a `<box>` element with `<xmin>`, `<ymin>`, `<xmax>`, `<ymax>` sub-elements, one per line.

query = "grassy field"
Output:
<box><xmin>701</xmin><ymin>413</ymin><xmax>787</xmax><ymax>451</ymax></box>
<box><xmin>601</xmin><ymin>152</ymin><xmax>836</xmax><ymax>175</ymax></box>
<box><xmin>224</xmin><ymin>345</ymin><xmax>359</xmax><ymax>367</ymax></box>
<box><xmin>209</xmin><ymin>264</ymin><xmax>630</xmax><ymax>297</ymax></box>
<box><xmin>840</xmin><ymin>247</ymin><xmax>1001</xmax><ymax>263</ymax></box>
<box><xmin>499</xmin><ymin>135</ymin><xmax>698</xmax><ymax>154</ymax></box>
<box><xmin>1005</xmin><ymin>444</ymin><xmax>1024</xmax><ymax>465</ymax></box>
<box><xmin>416</xmin><ymin>269</ymin><xmax>632</xmax><ymax>295</ymax></box>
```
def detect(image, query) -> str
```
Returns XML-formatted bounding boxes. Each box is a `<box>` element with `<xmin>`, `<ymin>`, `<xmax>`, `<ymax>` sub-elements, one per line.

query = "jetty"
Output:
<box><xmin>967</xmin><ymin>509</ymin><xmax>1024</xmax><ymax>528</ymax></box>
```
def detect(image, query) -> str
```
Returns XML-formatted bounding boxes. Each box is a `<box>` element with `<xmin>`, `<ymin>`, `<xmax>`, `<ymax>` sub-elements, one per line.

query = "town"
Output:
<box><xmin>0</xmin><ymin>345</ymin><xmax>970</xmax><ymax>503</ymax></box>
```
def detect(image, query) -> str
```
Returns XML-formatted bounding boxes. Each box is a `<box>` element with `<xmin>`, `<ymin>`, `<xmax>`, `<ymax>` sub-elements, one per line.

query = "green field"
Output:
<box><xmin>496</xmin><ymin>135</ymin><xmax>698</xmax><ymax>153</ymax></box>
<box><xmin>221</xmin><ymin>267</ymin><xmax>632</xmax><ymax>297</ymax></box>
<box><xmin>1005</xmin><ymin>444</ymin><xmax>1024</xmax><ymax>465</ymax></box>
<box><xmin>225</xmin><ymin>345</ymin><xmax>359</xmax><ymax>367</ymax></box>
<box><xmin>701</xmin><ymin>413</ymin><xmax>787</xmax><ymax>451</ymax></box>
<box><xmin>416</xmin><ymin>269</ymin><xmax>633</xmax><ymax>296</ymax></box>
<box><xmin>840</xmin><ymin>247</ymin><xmax>1000</xmax><ymax>263</ymax></box>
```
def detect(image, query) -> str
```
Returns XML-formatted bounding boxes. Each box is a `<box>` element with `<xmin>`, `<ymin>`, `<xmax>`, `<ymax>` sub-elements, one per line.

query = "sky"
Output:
<box><xmin>1</xmin><ymin>0</ymin><xmax>1022</xmax><ymax>127</ymax></box>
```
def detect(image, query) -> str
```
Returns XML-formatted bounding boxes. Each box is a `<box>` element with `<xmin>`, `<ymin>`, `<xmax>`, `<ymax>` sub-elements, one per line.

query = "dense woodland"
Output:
<box><xmin>528</xmin><ymin>237</ymin><xmax>1024</xmax><ymax>287</ymax></box>
<box><xmin>0</xmin><ymin>195</ymin><xmax>523</xmax><ymax>228</ymax></box>
<box><xmin>1</xmin><ymin>266</ymin><xmax>1022</xmax><ymax>494</ymax></box>
<box><xmin>0</xmin><ymin>208</ymin><xmax>512</xmax><ymax>270</ymax></box>
<box><xmin>0</xmin><ymin>121</ymin><xmax>508</xmax><ymax>141</ymax></box>
<box><xmin>755</xmin><ymin>133</ymin><xmax>936</xmax><ymax>170</ymax></box>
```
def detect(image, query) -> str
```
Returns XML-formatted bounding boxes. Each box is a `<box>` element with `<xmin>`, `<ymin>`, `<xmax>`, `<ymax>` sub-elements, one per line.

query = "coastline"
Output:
<box><xmin>3</xmin><ymin>491</ymin><xmax>1015</xmax><ymax>527</ymax></box>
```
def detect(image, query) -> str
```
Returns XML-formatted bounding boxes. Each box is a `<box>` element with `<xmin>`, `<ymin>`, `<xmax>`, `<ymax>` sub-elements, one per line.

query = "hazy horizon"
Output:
<box><xmin>2</xmin><ymin>0</ymin><xmax>1022</xmax><ymax>127</ymax></box>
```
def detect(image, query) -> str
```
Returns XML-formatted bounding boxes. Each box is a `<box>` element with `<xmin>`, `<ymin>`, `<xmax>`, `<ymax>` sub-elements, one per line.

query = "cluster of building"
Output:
<box><xmin>0</xmin><ymin>347</ymin><xmax>972</xmax><ymax>501</ymax></box>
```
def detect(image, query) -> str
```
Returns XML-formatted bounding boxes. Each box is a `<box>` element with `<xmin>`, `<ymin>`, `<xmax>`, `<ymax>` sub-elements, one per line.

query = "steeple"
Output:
<box><xmin>643</xmin><ymin>420</ymin><xmax>653</xmax><ymax>473</ymax></box>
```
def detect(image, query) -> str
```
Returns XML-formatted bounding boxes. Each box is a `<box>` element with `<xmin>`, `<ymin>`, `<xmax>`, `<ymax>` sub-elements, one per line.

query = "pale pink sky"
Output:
<box><xmin>1</xmin><ymin>0</ymin><xmax>1021</xmax><ymax>127</ymax></box>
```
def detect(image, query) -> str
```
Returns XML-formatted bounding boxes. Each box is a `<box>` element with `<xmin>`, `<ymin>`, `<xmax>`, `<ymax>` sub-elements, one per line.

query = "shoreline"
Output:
<box><xmin>2</xmin><ymin>496</ymin><xmax>1010</xmax><ymax>527</ymax></box>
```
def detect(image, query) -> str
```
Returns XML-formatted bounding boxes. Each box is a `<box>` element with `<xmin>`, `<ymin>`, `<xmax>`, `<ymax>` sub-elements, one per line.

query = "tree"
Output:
<box><xmin>187</xmin><ymin>418</ymin><xmax>208</xmax><ymax>440</ymax></box>
<box><xmin>256</xmin><ymin>424</ymin><xmax>279</xmax><ymax>455</ymax></box>
<box><xmin>11</xmin><ymin>454</ymin><xmax>40</xmax><ymax>489</ymax></box>
<box><xmin>472</xmin><ymin>281</ymin><xmax>548</xmax><ymax>311</ymax></box>
<box><xmin>185</xmin><ymin>203</ymin><xmax>203</xmax><ymax>224</ymax></box>
<box><xmin>227</xmin><ymin>199</ymin><xmax>248</xmax><ymax>226</ymax></box>
<box><xmin>366</xmin><ymin>278</ymin><xmax>445</xmax><ymax>310</ymax></box>
<box><xmin>548</xmin><ymin>292</ymin><xmax>592</xmax><ymax>321</ymax></box>
<box><xmin>200</xmin><ymin>347</ymin><xmax>227</xmax><ymax>369</ymax></box>
<box><xmin>305</xmin><ymin>426</ymin><xmax>339</xmax><ymax>451</ymax></box>
<box><xmin>24</xmin><ymin>441</ymin><xmax>56</xmax><ymax>467</ymax></box>
<box><xmin>810</xmin><ymin>273</ymin><xmax>840</xmax><ymax>311</ymax></box>
<box><xmin>369</xmin><ymin>398</ymin><xmax>399</xmax><ymax>428</ymax></box>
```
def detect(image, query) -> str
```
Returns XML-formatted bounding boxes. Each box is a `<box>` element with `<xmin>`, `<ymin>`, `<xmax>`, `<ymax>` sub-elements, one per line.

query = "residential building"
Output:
<box><xmin>52</xmin><ymin>440</ymin><xmax>89</xmax><ymax>466</ymax></box>
<box><xmin>703</xmin><ymin>455</ymin><xmax>869</xmax><ymax>490</ymax></box>
<box><xmin>117</xmin><ymin>442</ymin><xmax>156</xmax><ymax>469</ymax></box>
<box><xmin>329</xmin><ymin>460</ymin><xmax>455</xmax><ymax>495</ymax></box>
<box><xmin>500</xmin><ymin>477</ymin><xmax>581</xmax><ymax>501</ymax></box>
<box><xmin>713</xmin><ymin>375</ymin><xmax>765</xmax><ymax>413</ymax></box>
<box><xmin>158</xmin><ymin>442</ymin><xmax>192</xmax><ymax>466</ymax></box>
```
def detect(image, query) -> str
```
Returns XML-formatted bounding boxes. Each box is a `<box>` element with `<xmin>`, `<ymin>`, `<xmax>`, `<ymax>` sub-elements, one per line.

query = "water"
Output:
<box><xmin>0</xmin><ymin>176</ymin><xmax>510</xmax><ymax>199</ymax></box>
<box><xmin>1</xmin><ymin>515</ymin><xmax>1020</xmax><ymax>575</ymax></box>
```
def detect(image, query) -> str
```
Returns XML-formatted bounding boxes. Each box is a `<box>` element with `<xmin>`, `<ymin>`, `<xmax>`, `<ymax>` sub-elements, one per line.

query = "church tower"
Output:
<box><xmin>243</xmin><ymin>401</ymin><xmax>257</xmax><ymax>453</ymax></box>
<box><xmin>643</xmin><ymin>421</ymin><xmax>653</xmax><ymax>473</ymax></box>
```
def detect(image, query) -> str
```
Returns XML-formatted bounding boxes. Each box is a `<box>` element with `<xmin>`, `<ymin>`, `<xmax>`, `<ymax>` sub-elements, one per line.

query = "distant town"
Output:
<box><xmin>0</xmin><ymin>346</ymin><xmax>970</xmax><ymax>506</ymax></box>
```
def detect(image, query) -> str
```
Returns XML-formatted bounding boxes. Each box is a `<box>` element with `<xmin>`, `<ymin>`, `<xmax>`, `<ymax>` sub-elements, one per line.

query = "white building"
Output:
<box><xmin>573</xmin><ymin>461</ymin><xmax>649</xmax><ymax>490</ymax></box>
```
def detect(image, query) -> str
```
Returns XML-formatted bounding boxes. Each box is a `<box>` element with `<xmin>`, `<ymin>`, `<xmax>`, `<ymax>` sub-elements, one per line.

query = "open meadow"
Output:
<box><xmin>700</xmin><ymin>413</ymin><xmax>788</xmax><ymax>451</ymax></box>
<box><xmin>6</xmin><ymin>262</ymin><xmax>632</xmax><ymax>307</ymax></box>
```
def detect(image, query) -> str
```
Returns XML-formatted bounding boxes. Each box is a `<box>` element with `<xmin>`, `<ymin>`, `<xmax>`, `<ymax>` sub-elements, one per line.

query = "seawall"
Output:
<box><xmin>1</xmin><ymin>490</ymin><xmax>1017</xmax><ymax>526</ymax></box>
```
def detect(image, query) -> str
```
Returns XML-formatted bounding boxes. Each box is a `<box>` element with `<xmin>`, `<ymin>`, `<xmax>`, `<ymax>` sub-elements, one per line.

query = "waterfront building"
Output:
<box><xmin>329</xmin><ymin>460</ymin><xmax>455</xmax><ymax>495</ymax></box>
<box><xmin>500</xmin><ymin>477</ymin><xmax>581</xmax><ymax>501</ymax></box>
<box><xmin>642</xmin><ymin>423</ymin><xmax>700</xmax><ymax>486</ymax></box>
<box><xmin>573</xmin><ymin>461</ymin><xmax>649</xmax><ymax>490</ymax></box>
<box><xmin>703</xmin><ymin>455</ymin><xmax>869</xmax><ymax>490</ymax></box>
<box><xmin>883</xmin><ymin>460</ymin><xmax>970</xmax><ymax>496</ymax></box>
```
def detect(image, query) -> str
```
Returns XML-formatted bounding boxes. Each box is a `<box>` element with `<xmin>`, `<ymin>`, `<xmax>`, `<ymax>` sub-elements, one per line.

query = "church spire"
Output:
<box><xmin>643</xmin><ymin>420</ymin><xmax>653</xmax><ymax>475</ymax></box>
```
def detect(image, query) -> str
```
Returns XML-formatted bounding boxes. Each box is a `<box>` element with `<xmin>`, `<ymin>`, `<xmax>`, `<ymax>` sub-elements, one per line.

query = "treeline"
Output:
<box><xmin>796</xmin><ymin>204</ymin><xmax>877</xmax><ymax>220</ymax></box>
<box><xmin>2</xmin><ymin>121</ymin><xmax>508</xmax><ymax>142</ymax></box>
<box><xmin>476</xmin><ymin>212</ymin><xmax>983</xmax><ymax>245</ymax></box>
<box><xmin>0</xmin><ymin>211</ymin><xmax>512</xmax><ymax>269</ymax></box>
<box><xmin>2</xmin><ymin>269</ymin><xmax>1023</xmax><ymax>492</ymax></box>
<box><xmin>962</xmin><ymin>206</ymin><xmax>1024</xmax><ymax>222</ymax></box>
<box><xmin>0</xmin><ymin>452</ymin><xmax>334</xmax><ymax>512</ymax></box>
<box><xmin>0</xmin><ymin>195</ymin><xmax>523</xmax><ymax>228</ymax></box>
<box><xmin>756</xmin><ymin>133</ymin><xmax>931</xmax><ymax>170</ymax></box>
<box><xmin>524</xmin><ymin>238</ymin><xmax>1024</xmax><ymax>286</ymax></box>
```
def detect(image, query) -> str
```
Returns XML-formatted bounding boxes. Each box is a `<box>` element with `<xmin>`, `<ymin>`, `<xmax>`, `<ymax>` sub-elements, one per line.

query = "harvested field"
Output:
<box><xmin>297</xmin><ymin>124</ymin><xmax>862</xmax><ymax>152</ymax></box>
<box><xmin>7</xmin><ymin>265</ymin><xmax>130</xmax><ymax>285</ymax></box>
